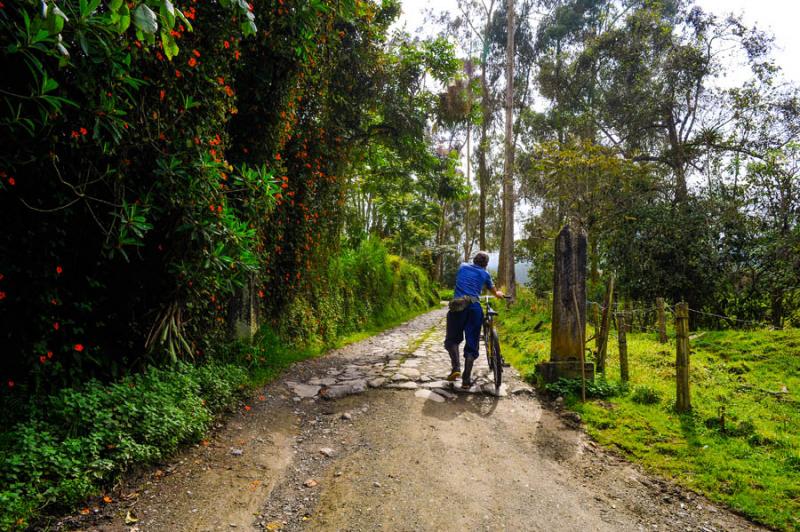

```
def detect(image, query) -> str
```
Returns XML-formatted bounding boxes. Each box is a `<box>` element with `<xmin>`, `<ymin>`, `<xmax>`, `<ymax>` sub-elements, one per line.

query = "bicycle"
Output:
<box><xmin>480</xmin><ymin>295</ymin><xmax>510</xmax><ymax>392</ymax></box>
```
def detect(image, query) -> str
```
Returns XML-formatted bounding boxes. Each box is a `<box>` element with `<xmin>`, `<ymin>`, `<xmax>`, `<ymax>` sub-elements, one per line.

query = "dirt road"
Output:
<box><xmin>58</xmin><ymin>307</ymin><xmax>762</xmax><ymax>532</ymax></box>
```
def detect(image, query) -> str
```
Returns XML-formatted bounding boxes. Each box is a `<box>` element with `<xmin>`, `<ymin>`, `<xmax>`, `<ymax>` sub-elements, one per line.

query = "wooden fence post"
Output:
<box><xmin>617</xmin><ymin>313</ymin><xmax>629</xmax><ymax>383</ymax></box>
<box><xmin>597</xmin><ymin>275</ymin><xmax>615</xmax><ymax>373</ymax></box>
<box><xmin>624</xmin><ymin>300</ymin><xmax>633</xmax><ymax>332</ymax></box>
<box><xmin>675</xmin><ymin>302</ymin><xmax>691</xmax><ymax>412</ymax></box>
<box><xmin>656</xmin><ymin>297</ymin><xmax>668</xmax><ymax>343</ymax></box>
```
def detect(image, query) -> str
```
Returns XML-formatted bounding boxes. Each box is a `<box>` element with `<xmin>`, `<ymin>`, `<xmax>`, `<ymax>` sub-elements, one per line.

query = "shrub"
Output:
<box><xmin>0</xmin><ymin>363</ymin><xmax>246</xmax><ymax>529</ymax></box>
<box><xmin>544</xmin><ymin>377</ymin><xmax>622</xmax><ymax>399</ymax></box>
<box><xmin>630</xmin><ymin>385</ymin><xmax>662</xmax><ymax>405</ymax></box>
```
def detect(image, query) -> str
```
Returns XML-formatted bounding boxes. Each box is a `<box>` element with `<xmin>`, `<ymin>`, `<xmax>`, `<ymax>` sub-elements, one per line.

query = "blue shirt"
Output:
<box><xmin>453</xmin><ymin>263</ymin><xmax>494</xmax><ymax>299</ymax></box>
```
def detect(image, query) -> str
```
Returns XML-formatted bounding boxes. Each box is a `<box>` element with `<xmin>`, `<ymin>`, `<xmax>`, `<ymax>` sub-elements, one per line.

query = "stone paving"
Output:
<box><xmin>284</xmin><ymin>307</ymin><xmax>534</xmax><ymax>402</ymax></box>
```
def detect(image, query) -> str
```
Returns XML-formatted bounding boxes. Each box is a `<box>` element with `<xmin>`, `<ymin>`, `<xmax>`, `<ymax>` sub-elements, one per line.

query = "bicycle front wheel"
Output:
<box><xmin>491</xmin><ymin>328</ymin><xmax>502</xmax><ymax>391</ymax></box>
<box><xmin>484</xmin><ymin>323</ymin><xmax>494</xmax><ymax>370</ymax></box>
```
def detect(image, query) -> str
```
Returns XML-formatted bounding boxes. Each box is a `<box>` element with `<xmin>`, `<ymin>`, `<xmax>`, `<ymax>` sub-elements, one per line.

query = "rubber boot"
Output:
<box><xmin>461</xmin><ymin>357</ymin><xmax>475</xmax><ymax>389</ymax></box>
<box><xmin>446</xmin><ymin>345</ymin><xmax>461</xmax><ymax>381</ymax></box>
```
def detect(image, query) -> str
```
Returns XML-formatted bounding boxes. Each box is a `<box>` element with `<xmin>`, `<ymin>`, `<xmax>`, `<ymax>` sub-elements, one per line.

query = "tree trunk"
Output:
<box><xmin>497</xmin><ymin>0</ymin><xmax>516</xmax><ymax>296</ymax></box>
<box><xmin>478</xmin><ymin>60</ymin><xmax>489</xmax><ymax>251</ymax></box>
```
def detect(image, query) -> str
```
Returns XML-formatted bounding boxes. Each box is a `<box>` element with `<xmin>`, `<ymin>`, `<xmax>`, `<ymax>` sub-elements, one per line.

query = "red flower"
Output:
<box><xmin>244</xmin><ymin>405</ymin><xmax>251</xmax><ymax>411</ymax></box>
<box><xmin>79</xmin><ymin>127</ymin><xmax>88</xmax><ymax>136</ymax></box>
<box><xmin>258</xmin><ymin>395</ymin><xmax>266</xmax><ymax>401</ymax></box>
<box><xmin>275</xmin><ymin>153</ymin><xmax>281</xmax><ymax>161</ymax></box>
<box><xmin>160</xmin><ymin>89</ymin><xmax>166</xmax><ymax>101</ymax></box>
<box><xmin>223</xmin><ymin>40</ymin><xmax>230</xmax><ymax>49</ymax></box>
<box><xmin>192</xmin><ymin>49</ymin><xmax>201</xmax><ymax>57</ymax></box>
<box><xmin>0</xmin><ymin>291</ymin><xmax>6</xmax><ymax>301</ymax></box>
<box><xmin>234</xmin><ymin>50</ymin><xmax>241</xmax><ymax>60</ymax></box>
<box><xmin>7</xmin><ymin>177</ymin><xmax>14</xmax><ymax>186</ymax></box>
<box><xmin>56</xmin><ymin>265</ymin><xmax>63</xmax><ymax>275</ymax></box>
<box><xmin>39</xmin><ymin>356</ymin><xmax>46</xmax><ymax>364</ymax></box>
<box><xmin>258</xmin><ymin>290</ymin><xmax>264</xmax><ymax>298</ymax></box>
<box><xmin>47</xmin><ymin>351</ymin><xmax>53</xmax><ymax>359</ymax></box>
<box><xmin>7</xmin><ymin>380</ymin><xmax>14</xmax><ymax>388</ymax></box>
<box><xmin>188</xmin><ymin>57</ymin><xmax>197</xmax><ymax>67</ymax></box>
<box><xmin>53</xmin><ymin>322</ymin><xmax>60</xmax><ymax>331</ymax></box>
<box><xmin>73</xmin><ymin>344</ymin><xmax>84</xmax><ymax>352</ymax></box>
<box><xmin>175</xmin><ymin>70</ymin><xmax>183</xmax><ymax>78</ymax></box>
<box><xmin>71</xmin><ymin>130</ymin><xmax>80</xmax><ymax>139</ymax></box>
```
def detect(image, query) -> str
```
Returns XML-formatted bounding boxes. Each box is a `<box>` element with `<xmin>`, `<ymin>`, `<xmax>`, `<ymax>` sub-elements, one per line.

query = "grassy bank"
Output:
<box><xmin>0</xmin><ymin>244</ymin><xmax>439</xmax><ymax>530</ymax></box>
<box><xmin>499</xmin><ymin>290</ymin><xmax>800</xmax><ymax>531</ymax></box>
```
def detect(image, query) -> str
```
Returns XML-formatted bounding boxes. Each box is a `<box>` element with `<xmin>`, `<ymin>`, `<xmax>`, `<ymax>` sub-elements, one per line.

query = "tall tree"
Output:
<box><xmin>498</xmin><ymin>0</ymin><xmax>516</xmax><ymax>293</ymax></box>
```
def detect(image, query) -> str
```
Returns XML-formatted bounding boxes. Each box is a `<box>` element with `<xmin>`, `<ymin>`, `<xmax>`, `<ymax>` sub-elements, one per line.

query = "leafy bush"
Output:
<box><xmin>630</xmin><ymin>385</ymin><xmax>662</xmax><ymax>404</ymax></box>
<box><xmin>0</xmin><ymin>363</ymin><xmax>246</xmax><ymax>529</ymax></box>
<box><xmin>544</xmin><ymin>377</ymin><xmax>623</xmax><ymax>399</ymax></box>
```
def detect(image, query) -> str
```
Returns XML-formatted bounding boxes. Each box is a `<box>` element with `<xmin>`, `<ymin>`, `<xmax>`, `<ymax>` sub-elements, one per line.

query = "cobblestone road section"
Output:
<box><xmin>284</xmin><ymin>306</ymin><xmax>534</xmax><ymax>402</ymax></box>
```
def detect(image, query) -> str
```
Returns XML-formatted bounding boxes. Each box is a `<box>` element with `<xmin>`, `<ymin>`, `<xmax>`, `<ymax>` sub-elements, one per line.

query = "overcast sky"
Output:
<box><xmin>394</xmin><ymin>0</ymin><xmax>800</xmax><ymax>85</ymax></box>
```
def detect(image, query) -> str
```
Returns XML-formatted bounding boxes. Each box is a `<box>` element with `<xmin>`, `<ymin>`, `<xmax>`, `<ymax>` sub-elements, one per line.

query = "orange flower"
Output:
<box><xmin>79</xmin><ymin>127</ymin><xmax>88</xmax><ymax>136</ymax></box>
<box><xmin>224</xmin><ymin>85</ymin><xmax>234</xmax><ymax>97</ymax></box>
<box><xmin>103</xmin><ymin>496</ymin><xmax>112</xmax><ymax>504</ymax></box>
<box><xmin>160</xmin><ymin>89</ymin><xmax>166</xmax><ymax>101</ymax></box>
<box><xmin>188</xmin><ymin>57</ymin><xmax>197</xmax><ymax>67</ymax></box>
<box><xmin>234</xmin><ymin>50</ymin><xmax>241</xmax><ymax>60</ymax></box>
<box><xmin>47</xmin><ymin>351</ymin><xmax>53</xmax><ymax>359</ymax></box>
<box><xmin>244</xmin><ymin>405</ymin><xmax>251</xmax><ymax>411</ymax></box>
<box><xmin>192</xmin><ymin>49</ymin><xmax>201</xmax><ymax>57</ymax></box>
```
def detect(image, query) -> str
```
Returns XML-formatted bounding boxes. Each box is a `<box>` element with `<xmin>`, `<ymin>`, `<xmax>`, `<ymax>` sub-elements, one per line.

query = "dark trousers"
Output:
<box><xmin>444</xmin><ymin>302</ymin><xmax>483</xmax><ymax>360</ymax></box>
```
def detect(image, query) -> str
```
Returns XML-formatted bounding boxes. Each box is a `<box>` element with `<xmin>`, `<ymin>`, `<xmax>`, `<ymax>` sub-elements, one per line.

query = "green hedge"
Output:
<box><xmin>0</xmin><ymin>363</ymin><xmax>248</xmax><ymax>529</ymax></box>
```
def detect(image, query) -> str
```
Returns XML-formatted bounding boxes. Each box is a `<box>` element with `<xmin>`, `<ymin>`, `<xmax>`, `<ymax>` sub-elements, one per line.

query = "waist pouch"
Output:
<box><xmin>448</xmin><ymin>296</ymin><xmax>479</xmax><ymax>312</ymax></box>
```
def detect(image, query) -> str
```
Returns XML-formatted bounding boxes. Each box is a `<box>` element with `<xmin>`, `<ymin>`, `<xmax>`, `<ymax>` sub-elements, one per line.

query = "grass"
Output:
<box><xmin>499</xmin><ymin>290</ymin><xmax>800</xmax><ymax>531</ymax></box>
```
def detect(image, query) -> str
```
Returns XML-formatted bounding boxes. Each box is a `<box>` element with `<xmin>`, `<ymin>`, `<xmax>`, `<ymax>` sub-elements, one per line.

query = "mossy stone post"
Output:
<box><xmin>229</xmin><ymin>274</ymin><xmax>259</xmax><ymax>340</ymax></box>
<box><xmin>675</xmin><ymin>302</ymin><xmax>691</xmax><ymax>412</ymax></box>
<box><xmin>538</xmin><ymin>224</ymin><xmax>594</xmax><ymax>382</ymax></box>
<box><xmin>656</xmin><ymin>297</ymin><xmax>668</xmax><ymax>343</ymax></box>
<box><xmin>617</xmin><ymin>312</ymin><xmax>629</xmax><ymax>383</ymax></box>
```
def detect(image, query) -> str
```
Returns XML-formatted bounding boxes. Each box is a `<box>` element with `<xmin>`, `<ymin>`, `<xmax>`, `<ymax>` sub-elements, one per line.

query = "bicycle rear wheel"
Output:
<box><xmin>490</xmin><ymin>328</ymin><xmax>502</xmax><ymax>391</ymax></box>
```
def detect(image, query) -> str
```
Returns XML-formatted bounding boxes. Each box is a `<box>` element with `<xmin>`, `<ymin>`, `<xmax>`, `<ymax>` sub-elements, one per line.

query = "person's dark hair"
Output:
<box><xmin>473</xmin><ymin>251</ymin><xmax>489</xmax><ymax>269</ymax></box>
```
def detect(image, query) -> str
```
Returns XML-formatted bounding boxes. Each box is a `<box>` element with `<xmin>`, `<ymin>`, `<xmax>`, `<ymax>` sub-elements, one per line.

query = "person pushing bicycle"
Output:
<box><xmin>444</xmin><ymin>251</ymin><xmax>504</xmax><ymax>389</ymax></box>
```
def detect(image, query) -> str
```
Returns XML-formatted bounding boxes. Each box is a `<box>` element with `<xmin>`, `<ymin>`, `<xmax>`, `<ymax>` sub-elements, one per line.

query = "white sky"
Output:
<box><xmin>395</xmin><ymin>0</ymin><xmax>800</xmax><ymax>85</ymax></box>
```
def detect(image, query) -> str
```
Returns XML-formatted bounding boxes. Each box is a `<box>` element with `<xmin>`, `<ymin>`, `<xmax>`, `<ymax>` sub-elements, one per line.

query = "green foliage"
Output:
<box><xmin>276</xmin><ymin>239</ymin><xmax>439</xmax><ymax>347</ymax></box>
<box><xmin>0</xmin><ymin>362</ymin><xmax>247</xmax><ymax>529</ymax></box>
<box><xmin>630</xmin><ymin>385</ymin><xmax>662</xmax><ymax>405</ymax></box>
<box><xmin>501</xmin><ymin>290</ymin><xmax>800</xmax><ymax>530</ymax></box>
<box><xmin>544</xmin><ymin>377</ymin><xmax>622</xmax><ymax>399</ymax></box>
